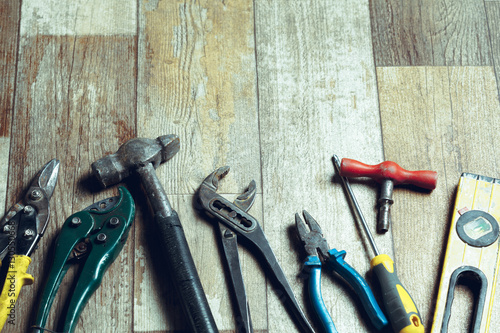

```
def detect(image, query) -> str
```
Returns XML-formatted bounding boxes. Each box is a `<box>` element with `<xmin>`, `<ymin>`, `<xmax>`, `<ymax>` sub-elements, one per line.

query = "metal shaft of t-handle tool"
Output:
<box><xmin>332</xmin><ymin>155</ymin><xmax>379</xmax><ymax>256</ymax></box>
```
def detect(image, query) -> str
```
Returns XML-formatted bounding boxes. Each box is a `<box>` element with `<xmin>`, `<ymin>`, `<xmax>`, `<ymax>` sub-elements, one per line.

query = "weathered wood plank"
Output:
<box><xmin>486</xmin><ymin>2</ymin><xmax>500</xmax><ymax>102</ymax></box>
<box><xmin>370</xmin><ymin>0</ymin><xmax>492</xmax><ymax>66</ymax></box>
<box><xmin>136</xmin><ymin>0</ymin><xmax>262</xmax><ymax>331</ymax></box>
<box><xmin>0</xmin><ymin>0</ymin><xmax>19</xmax><ymax>136</ymax></box>
<box><xmin>6</xmin><ymin>33</ymin><xmax>136</xmax><ymax>333</ymax></box>
<box><xmin>377</xmin><ymin>66</ymin><xmax>500</xmax><ymax>331</ymax></box>
<box><xmin>20</xmin><ymin>0</ymin><xmax>136</xmax><ymax>36</ymax></box>
<box><xmin>255</xmin><ymin>1</ymin><xmax>389</xmax><ymax>332</ymax></box>
<box><xmin>0</xmin><ymin>0</ymin><xmax>20</xmax><ymax>216</ymax></box>
<box><xmin>5</xmin><ymin>1</ymin><xmax>138</xmax><ymax>331</ymax></box>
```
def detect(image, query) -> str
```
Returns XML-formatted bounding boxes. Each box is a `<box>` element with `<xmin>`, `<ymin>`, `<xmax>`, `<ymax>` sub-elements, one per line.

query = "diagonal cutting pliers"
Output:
<box><xmin>295</xmin><ymin>210</ymin><xmax>388</xmax><ymax>332</ymax></box>
<box><xmin>197</xmin><ymin>166</ymin><xmax>316</xmax><ymax>333</ymax></box>
<box><xmin>0</xmin><ymin>159</ymin><xmax>60</xmax><ymax>330</ymax></box>
<box><xmin>31</xmin><ymin>186</ymin><xmax>135</xmax><ymax>333</ymax></box>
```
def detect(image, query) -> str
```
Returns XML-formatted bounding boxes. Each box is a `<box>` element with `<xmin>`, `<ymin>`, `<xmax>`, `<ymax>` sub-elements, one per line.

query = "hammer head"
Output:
<box><xmin>92</xmin><ymin>135</ymin><xmax>180</xmax><ymax>188</ymax></box>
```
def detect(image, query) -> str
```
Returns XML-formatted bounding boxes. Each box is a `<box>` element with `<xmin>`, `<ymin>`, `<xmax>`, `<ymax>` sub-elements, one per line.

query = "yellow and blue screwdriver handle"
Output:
<box><xmin>371</xmin><ymin>254</ymin><xmax>424</xmax><ymax>333</ymax></box>
<box><xmin>0</xmin><ymin>159</ymin><xmax>60</xmax><ymax>330</ymax></box>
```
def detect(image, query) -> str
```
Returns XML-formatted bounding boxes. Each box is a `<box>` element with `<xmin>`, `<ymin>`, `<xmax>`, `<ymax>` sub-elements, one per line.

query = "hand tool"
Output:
<box><xmin>216</xmin><ymin>179</ymin><xmax>257</xmax><ymax>333</ymax></box>
<box><xmin>0</xmin><ymin>159</ymin><xmax>60</xmax><ymax>330</ymax></box>
<box><xmin>91</xmin><ymin>135</ymin><xmax>218</xmax><ymax>333</ymax></box>
<box><xmin>333</xmin><ymin>155</ymin><xmax>424</xmax><ymax>333</ymax></box>
<box><xmin>339</xmin><ymin>157</ymin><xmax>437</xmax><ymax>233</ymax></box>
<box><xmin>31</xmin><ymin>186</ymin><xmax>135</xmax><ymax>333</ymax></box>
<box><xmin>295</xmin><ymin>210</ymin><xmax>388</xmax><ymax>332</ymax></box>
<box><xmin>197</xmin><ymin>166</ymin><xmax>316</xmax><ymax>333</ymax></box>
<box><xmin>432</xmin><ymin>173</ymin><xmax>500</xmax><ymax>333</ymax></box>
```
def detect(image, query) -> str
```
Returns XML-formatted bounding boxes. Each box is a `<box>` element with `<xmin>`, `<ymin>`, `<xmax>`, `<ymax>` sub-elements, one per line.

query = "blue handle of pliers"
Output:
<box><xmin>304</xmin><ymin>256</ymin><xmax>338</xmax><ymax>333</ymax></box>
<box><xmin>326</xmin><ymin>249</ymin><xmax>388</xmax><ymax>330</ymax></box>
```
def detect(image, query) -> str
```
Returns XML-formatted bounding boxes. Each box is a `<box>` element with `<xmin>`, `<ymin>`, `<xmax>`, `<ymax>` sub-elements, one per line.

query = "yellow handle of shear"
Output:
<box><xmin>0</xmin><ymin>255</ymin><xmax>34</xmax><ymax>329</ymax></box>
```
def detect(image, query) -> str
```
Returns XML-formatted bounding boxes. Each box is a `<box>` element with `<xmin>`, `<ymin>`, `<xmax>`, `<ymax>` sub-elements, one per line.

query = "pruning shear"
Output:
<box><xmin>32</xmin><ymin>186</ymin><xmax>135</xmax><ymax>333</ymax></box>
<box><xmin>197</xmin><ymin>166</ymin><xmax>315</xmax><ymax>333</ymax></box>
<box><xmin>0</xmin><ymin>159</ymin><xmax>60</xmax><ymax>330</ymax></box>
<box><xmin>295</xmin><ymin>210</ymin><xmax>388</xmax><ymax>332</ymax></box>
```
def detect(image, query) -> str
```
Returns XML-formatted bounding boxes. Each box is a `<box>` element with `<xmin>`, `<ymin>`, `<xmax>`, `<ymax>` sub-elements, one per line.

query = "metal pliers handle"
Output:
<box><xmin>32</xmin><ymin>187</ymin><xmax>135</xmax><ymax>333</ymax></box>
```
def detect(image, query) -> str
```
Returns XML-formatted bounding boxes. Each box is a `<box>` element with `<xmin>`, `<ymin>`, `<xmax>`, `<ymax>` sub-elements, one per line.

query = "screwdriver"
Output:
<box><xmin>332</xmin><ymin>155</ymin><xmax>424</xmax><ymax>333</ymax></box>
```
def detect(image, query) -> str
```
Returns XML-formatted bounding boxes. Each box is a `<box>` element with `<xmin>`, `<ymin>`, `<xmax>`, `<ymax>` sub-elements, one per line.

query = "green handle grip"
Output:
<box><xmin>371</xmin><ymin>254</ymin><xmax>424</xmax><ymax>333</ymax></box>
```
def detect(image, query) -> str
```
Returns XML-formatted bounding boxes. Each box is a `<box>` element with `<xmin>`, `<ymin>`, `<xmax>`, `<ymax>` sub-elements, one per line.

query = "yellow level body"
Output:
<box><xmin>432</xmin><ymin>173</ymin><xmax>500</xmax><ymax>332</ymax></box>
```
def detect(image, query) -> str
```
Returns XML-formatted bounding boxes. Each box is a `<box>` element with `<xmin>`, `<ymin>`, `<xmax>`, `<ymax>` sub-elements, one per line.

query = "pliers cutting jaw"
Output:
<box><xmin>198</xmin><ymin>167</ymin><xmax>316</xmax><ymax>333</ymax></box>
<box><xmin>0</xmin><ymin>159</ymin><xmax>60</xmax><ymax>330</ymax></box>
<box><xmin>295</xmin><ymin>210</ymin><xmax>330</xmax><ymax>260</ymax></box>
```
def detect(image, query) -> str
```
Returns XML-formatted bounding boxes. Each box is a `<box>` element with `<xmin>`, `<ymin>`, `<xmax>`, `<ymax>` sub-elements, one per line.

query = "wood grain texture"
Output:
<box><xmin>2</xmin><ymin>0</ymin><xmax>500</xmax><ymax>332</ymax></box>
<box><xmin>377</xmin><ymin>66</ymin><xmax>500</xmax><ymax>331</ymax></box>
<box><xmin>135</xmin><ymin>0</ymin><xmax>263</xmax><ymax>331</ymax></box>
<box><xmin>255</xmin><ymin>1</ymin><xmax>391</xmax><ymax>332</ymax></box>
<box><xmin>4</xmin><ymin>32</ymin><xmax>137</xmax><ymax>332</ymax></box>
<box><xmin>0</xmin><ymin>0</ymin><xmax>19</xmax><ymax>137</ymax></box>
<box><xmin>0</xmin><ymin>0</ymin><xmax>19</xmax><ymax>217</ymax></box>
<box><xmin>486</xmin><ymin>2</ymin><xmax>500</xmax><ymax>102</ymax></box>
<box><xmin>20</xmin><ymin>0</ymin><xmax>136</xmax><ymax>36</ymax></box>
<box><xmin>370</xmin><ymin>0</ymin><xmax>492</xmax><ymax>66</ymax></box>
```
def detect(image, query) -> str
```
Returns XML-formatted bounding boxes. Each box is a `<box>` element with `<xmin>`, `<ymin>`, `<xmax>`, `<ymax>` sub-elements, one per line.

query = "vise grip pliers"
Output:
<box><xmin>295</xmin><ymin>210</ymin><xmax>388</xmax><ymax>332</ymax></box>
<box><xmin>31</xmin><ymin>186</ymin><xmax>135</xmax><ymax>333</ymax></box>
<box><xmin>197</xmin><ymin>166</ymin><xmax>315</xmax><ymax>333</ymax></box>
<box><xmin>0</xmin><ymin>159</ymin><xmax>60</xmax><ymax>330</ymax></box>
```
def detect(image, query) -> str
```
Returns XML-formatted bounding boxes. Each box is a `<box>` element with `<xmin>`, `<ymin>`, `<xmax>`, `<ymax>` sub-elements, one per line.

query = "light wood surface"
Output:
<box><xmin>1</xmin><ymin>0</ymin><xmax>500</xmax><ymax>332</ymax></box>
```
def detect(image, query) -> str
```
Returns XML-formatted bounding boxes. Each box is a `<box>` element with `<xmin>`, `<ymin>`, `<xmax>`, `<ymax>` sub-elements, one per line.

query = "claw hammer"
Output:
<box><xmin>340</xmin><ymin>158</ymin><xmax>437</xmax><ymax>233</ymax></box>
<box><xmin>91</xmin><ymin>135</ymin><xmax>218</xmax><ymax>333</ymax></box>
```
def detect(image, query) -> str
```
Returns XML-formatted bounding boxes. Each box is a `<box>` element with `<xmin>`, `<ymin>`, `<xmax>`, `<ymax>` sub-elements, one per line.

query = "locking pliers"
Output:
<box><xmin>32</xmin><ymin>186</ymin><xmax>135</xmax><ymax>333</ymax></box>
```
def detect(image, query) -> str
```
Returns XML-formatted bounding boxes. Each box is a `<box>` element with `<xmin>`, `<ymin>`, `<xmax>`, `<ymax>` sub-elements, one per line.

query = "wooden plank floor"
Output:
<box><xmin>1</xmin><ymin>0</ymin><xmax>500</xmax><ymax>332</ymax></box>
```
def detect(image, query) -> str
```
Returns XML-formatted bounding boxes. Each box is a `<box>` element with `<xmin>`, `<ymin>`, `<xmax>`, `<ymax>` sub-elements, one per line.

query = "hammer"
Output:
<box><xmin>91</xmin><ymin>135</ymin><xmax>218</xmax><ymax>333</ymax></box>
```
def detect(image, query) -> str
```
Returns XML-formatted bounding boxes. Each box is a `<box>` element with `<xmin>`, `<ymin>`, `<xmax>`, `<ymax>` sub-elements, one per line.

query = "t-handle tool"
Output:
<box><xmin>32</xmin><ymin>187</ymin><xmax>135</xmax><ymax>333</ymax></box>
<box><xmin>340</xmin><ymin>157</ymin><xmax>437</xmax><ymax>233</ymax></box>
<box><xmin>197</xmin><ymin>166</ymin><xmax>315</xmax><ymax>333</ymax></box>
<box><xmin>333</xmin><ymin>155</ymin><xmax>424</xmax><ymax>333</ymax></box>
<box><xmin>0</xmin><ymin>159</ymin><xmax>60</xmax><ymax>330</ymax></box>
<box><xmin>295</xmin><ymin>210</ymin><xmax>388</xmax><ymax>332</ymax></box>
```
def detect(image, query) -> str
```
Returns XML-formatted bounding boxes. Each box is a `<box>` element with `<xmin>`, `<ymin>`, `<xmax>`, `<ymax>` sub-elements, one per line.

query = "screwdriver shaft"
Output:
<box><xmin>332</xmin><ymin>155</ymin><xmax>380</xmax><ymax>256</ymax></box>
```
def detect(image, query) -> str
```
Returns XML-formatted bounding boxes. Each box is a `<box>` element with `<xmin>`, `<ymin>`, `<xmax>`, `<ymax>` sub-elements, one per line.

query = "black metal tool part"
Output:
<box><xmin>197</xmin><ymin>166</ymin><xmax>315</xmax><ymax>333</ymax></box>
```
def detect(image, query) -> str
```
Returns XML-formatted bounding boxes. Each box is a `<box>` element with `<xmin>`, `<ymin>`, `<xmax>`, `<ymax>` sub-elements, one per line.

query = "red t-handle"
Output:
<box><xmin>340</xmin><ymin>158</ymin><xmax>437</xmax><ymax>190</ymax></box>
